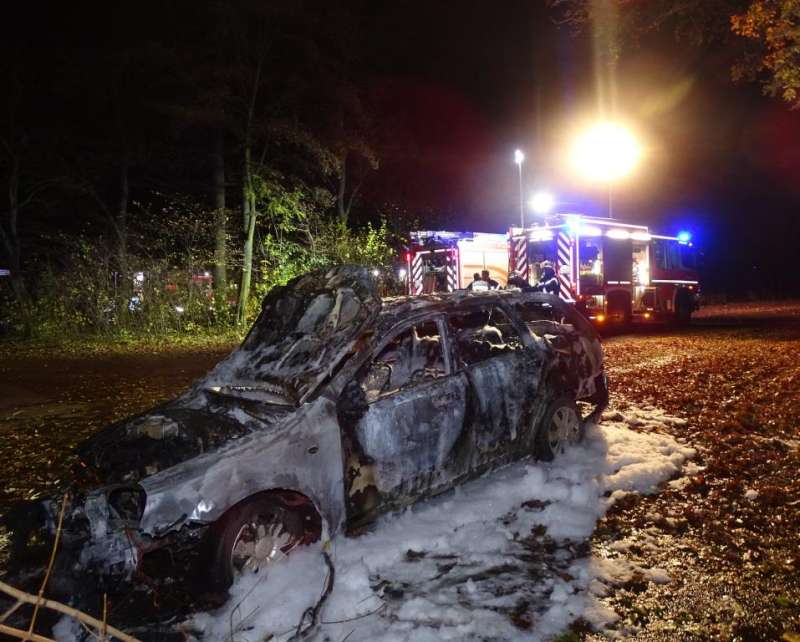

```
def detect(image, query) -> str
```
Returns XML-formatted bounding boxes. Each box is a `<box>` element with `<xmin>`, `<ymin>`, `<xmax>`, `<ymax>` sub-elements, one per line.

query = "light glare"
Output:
<box><xmin>514</xmin><ymin>149</ymin><xmax>525</xmax><ymax>165</ymax></box>
<box><xmin>529</xmin><ymin>191</ymin><xmax>555</xmax><ymax>215</ymax></box>
<box><xmin>570</xmin><ymin>122</ymin><xmax>641</xmax><ymax>182</ymax></box>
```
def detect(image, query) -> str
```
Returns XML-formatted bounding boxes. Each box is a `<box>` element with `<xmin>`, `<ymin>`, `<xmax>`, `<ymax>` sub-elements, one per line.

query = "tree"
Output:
<box><xmin>731</xmin><ymin>1</ymin><xmax>800</xmax><ymax>107</ymax></box>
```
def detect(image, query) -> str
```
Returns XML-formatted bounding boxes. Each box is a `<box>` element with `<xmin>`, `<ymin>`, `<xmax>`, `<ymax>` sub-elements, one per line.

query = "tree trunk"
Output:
<box><xmin>115</xmin><ymin>159</ymin><xmax>130</xmax><ymax>321</ymax></box>
<box><xmin>236</xmin><ymin>144</ymin><xmax>256</xmax><ymax>325</ymax></box>
<box><xmin>0</xmin><ymin>155</ymin><xmax>31</xmax><ymax>332</ymax></box>
<box><xmin>4</xmin><ymin>159</ymin><xmax>25</xmax><ymax>299</ymax></box>
<box><xmin>337</xmin><ymin>151</ymin><xmax>348</xmax><ymax>225</ymax></box>
<box><xmin>212</xmin><ymin>126</ymin><xmax>228</xmax><ymax>300</ymax></box>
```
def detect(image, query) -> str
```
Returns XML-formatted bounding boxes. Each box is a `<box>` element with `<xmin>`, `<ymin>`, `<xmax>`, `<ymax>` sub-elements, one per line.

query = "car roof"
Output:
<box><xmin>374</xmin><ymin>290</ymin><xmax>597</xmax><ymax>339</ymax></box>
<box><xmin>375</xmin><ymin>290</ymin><xmax>557</xmax><ymax>326</ymax></box>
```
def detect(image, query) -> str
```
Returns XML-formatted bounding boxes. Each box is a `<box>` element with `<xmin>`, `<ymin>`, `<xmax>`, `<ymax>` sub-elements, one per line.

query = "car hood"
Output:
<box><xmin>77</xmin><ymin>403</ymin><xmax>292</xmax><ymax>485</ymax></box>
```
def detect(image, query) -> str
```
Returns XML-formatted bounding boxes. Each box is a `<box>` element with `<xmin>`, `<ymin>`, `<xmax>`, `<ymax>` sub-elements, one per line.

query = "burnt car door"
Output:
<box><xmin>339</xmin><ymin>316</ymin><xmax>469</xmax><ymax>524</ymax></box>
<box><xmin>447</xmin><ymin>303</ymin><xmax>539</xmax><ymax>461</ymax></box>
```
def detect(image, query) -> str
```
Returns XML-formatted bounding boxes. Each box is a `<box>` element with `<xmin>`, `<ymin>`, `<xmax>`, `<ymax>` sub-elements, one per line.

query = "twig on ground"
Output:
<box><xmin>101</xmin><ymin>593</ymin><xmax>108</xmax><ymax>642</ymax></box>
<box><xmin>288</xmin><ymin>551</ymin><xmax>335</xmax><ymax>641</ymax></box>
<box><xmin>25</xmin><ymin>494</ymin><xmax>68</xmax><ymax>639</ymax></box>
<box><xmin>0</xmin><ymin>623</ymin><xmax>55</xmax><ymax>642</ymax></box>
<box><xmin>0</xmin><ymin>599</ymin><xmax>23</xmax><ymax>624</ymax></box>
<box><xmin>0</xmin><ymin>581</ymin><xmax>140</xmax><ymax>642</ymax></box>
<box><xmin>320</xmin><ymin>602</ymin><xmax>386</xmax><ymax>625</ymax></box>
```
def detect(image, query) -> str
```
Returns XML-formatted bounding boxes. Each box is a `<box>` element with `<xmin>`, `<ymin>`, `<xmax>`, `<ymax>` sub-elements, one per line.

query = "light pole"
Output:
<box><xmin>569</xmin><ymin>122</ymin><xmax>641</xmax><ymax>219</ymax></box>
<box><xmin>514</xmin><ymin>149</ymin><xmax>525</xmax><ymax>228</ymax></box>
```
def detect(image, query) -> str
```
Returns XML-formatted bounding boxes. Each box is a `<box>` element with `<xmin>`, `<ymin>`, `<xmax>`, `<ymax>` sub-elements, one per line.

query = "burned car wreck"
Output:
<box><xmin>3</xmin><ymin>265</ymin><xmax>607</xmax><ymax>606</ymax></box>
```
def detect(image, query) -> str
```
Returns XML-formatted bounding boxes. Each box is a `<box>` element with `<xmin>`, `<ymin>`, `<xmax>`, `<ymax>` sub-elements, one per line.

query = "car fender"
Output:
<box><xmin>137</xmin><ymin>396</ymin><xmax>345</xmax><ymax>538</ymax></box>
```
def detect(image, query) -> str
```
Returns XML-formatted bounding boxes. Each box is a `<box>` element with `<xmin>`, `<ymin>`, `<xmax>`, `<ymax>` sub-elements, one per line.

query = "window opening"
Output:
<box><xmin>449</xmin><ymin>306</ymin><xmax>523</xmax><ymax>366</ymax></box>
<box><xmin>359</xmin><ymin>320</ymin><xmax>445</xmax><ymax>402</ymax></box>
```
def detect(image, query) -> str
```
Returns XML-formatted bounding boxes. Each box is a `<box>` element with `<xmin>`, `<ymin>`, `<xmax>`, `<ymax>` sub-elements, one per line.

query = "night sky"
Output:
<box><xmin>5</xmin><ymin>0</ymin><xmax>800</xmax><ymax>296</ymax></box>
<box><xmin>360</xmin><ymin>1</ymin><xmax>800</xmax><ymax>295</ymax></box>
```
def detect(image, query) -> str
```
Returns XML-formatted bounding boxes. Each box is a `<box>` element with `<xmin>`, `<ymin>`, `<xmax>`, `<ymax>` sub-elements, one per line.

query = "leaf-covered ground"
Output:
<box><xmin>0</xmin><ymin>303</ymin><xmax>799</xmax><ymax>640</ymax></box>
<box><xmin>584</xmin><ymin>302</ymin><xmax>800</xmax><ymax>641</ymax></box>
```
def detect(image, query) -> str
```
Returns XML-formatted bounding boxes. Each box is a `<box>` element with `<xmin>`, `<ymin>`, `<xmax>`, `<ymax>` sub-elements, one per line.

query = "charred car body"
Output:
<box><xmin>3</xmin><ymin>266</ymin><xmax>607</xmax><ymax>601</ymax></box>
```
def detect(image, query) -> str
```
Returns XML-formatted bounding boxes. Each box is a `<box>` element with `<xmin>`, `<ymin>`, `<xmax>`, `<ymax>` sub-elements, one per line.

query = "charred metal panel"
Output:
<box><xmin>198</xmin><ymin>266</ymin><xmax>382</xmax><ymax>404</ymax></box>
<box><xmin>348</xmin><ymin>374</ymin><xmax>468</xmax><ymax>503</ymax></box>
<box><xmin>138</xmin><ymin>397</ymin><xmax>346</xmax><ymax>536</ymax></box>
<box><xmin>464</xmin><ymin>353</ymin><xmax>539</xmax><ymax>448</ymax></box>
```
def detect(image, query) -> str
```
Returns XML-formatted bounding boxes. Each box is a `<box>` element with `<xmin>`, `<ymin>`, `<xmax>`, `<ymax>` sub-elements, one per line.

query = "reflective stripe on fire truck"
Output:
<box><xmin>447</xmin><ymin>251</ymin><xmax>458</xmax><ymax>292</ymax></box>
<box><xmin>556</xmin><ymin>231</ymin><xmax>575</xmax><ymax>302</ymax></box>
<box><xmin>411</xmin><ymin>252</ymin><xmax>424</xmax><ymax>295</ymax></box>
<box><xmin>513</xmin><ymin>236</ymin><xmax>528</xmax><ymax>279</ymax></box>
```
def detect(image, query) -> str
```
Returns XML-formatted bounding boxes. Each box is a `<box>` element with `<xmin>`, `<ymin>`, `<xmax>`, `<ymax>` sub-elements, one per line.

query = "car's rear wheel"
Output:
<box><xmin>208</xmin><ymin>493</ymin><xmax>317</xmax><ymax>590</ymax></box>
<box><xmin>535</xmin><ymin>397</ymin><xmax>582</xmax><ymax>461</ymax></box>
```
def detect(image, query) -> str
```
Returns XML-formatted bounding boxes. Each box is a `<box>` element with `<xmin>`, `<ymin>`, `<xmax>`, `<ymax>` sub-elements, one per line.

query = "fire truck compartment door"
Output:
<box><xmin>604</xmin><ymin>238</ymin><xmax>633</xmax><ymax>284</ymax></box>
<box><xmin>459</xmin><ymin>249</ymin><xmax>508</xmax><ymax>288</ymax></box>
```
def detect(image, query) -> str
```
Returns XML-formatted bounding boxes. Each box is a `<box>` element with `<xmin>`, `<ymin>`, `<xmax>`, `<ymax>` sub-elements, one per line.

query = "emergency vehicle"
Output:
<box><xmin>404</xmin><ymin>231</ymin><xmax>510</xmax><ymax>294</ymax></box>
<box><xmin>508</xmin><ymin>214</ymin><xmax>700</xmax><ymax>324</ymax></box>
<box><xmin>404</xmin><ymin>214</ymin><xmax>700</xmax><ymax>325</ymax></box>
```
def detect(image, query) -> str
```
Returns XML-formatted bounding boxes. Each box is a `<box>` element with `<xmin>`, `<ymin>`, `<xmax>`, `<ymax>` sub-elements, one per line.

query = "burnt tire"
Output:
<box><xmin>207</xmin><ymin>494</ymin><xmax>310</xmax><ymax>591</ymax></box>
<box><xmin>534</xmin><ymin>397</ymin><xmax>582</xmax><ymax>461</ymax></box>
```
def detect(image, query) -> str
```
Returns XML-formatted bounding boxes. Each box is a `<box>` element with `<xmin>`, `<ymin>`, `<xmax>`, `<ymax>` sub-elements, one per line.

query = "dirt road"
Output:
<box><xmin>0</xmin><ymin>303</ymin><xmax>798</xmax><ymax>639</ymax></box>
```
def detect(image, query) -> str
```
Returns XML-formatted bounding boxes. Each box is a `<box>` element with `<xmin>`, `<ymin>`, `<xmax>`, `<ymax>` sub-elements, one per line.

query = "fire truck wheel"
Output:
<box><xmin>534</xmin><ymin>397</ymin><xmax>582</xmax><ymax>461</ymax></box>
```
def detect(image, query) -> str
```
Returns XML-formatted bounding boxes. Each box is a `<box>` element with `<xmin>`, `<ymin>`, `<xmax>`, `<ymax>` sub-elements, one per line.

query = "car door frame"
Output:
<box><xmin>336</xmin><ymin>312</ymin><xmax>471</xmax><ymax>527</ymax></box>
<box><xmin>446</xmin><ymin>299</ymin><xmax>543</xmax><ymax>466</ymax></box>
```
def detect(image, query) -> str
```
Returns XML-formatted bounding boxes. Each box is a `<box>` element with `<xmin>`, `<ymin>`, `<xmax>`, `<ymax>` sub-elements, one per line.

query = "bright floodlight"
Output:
<box><xmin>570</xmin><ymin>122</ymin><xmax>641</xmax><ymax>182</ymax></box>
<box><xmin>529</xmin><ymin>191</ymin><xmax>555</xmax><ymax>215</ymax></box>
<box><xmin>514</xmin><ymin>149</ymin><xmax>525</xmax><ymax>165</ymax></box>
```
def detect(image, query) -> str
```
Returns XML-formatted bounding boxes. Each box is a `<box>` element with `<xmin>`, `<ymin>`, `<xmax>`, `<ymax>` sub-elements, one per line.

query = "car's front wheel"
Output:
<box><xmin>207</xmin><ymin>493</ymin><xmax>316</xmax><ymax>590</ymax></box>
<box><xmin>534</xmin><ymin>397</ymin><xmax>582</xmax><ymax>461</ymax></box>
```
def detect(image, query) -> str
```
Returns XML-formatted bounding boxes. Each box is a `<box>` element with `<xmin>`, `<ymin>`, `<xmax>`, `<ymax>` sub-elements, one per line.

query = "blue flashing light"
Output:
<box><xmin>677</xmin><ymin>231</ymin><xmax>692</xmax><ymax>244</ymax></box>
<box><xmin>566</xmin><ymin>218</ymin><xmax>581</xmax><ymax>236</ymax></box>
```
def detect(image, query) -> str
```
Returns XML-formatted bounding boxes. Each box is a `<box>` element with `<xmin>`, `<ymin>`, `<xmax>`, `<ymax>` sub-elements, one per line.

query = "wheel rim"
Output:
<box><xmin>547</xmin><ymin>406</ymin><xmax>580</xmax><ymax>456</ymax></box>
<box><xmin>230</xmin><ymin>514</ymin><xmax>296</xmax><ymax>577</ymax></box>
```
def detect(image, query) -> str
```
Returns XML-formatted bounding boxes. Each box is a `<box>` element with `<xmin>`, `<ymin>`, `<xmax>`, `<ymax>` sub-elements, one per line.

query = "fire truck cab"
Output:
<box><xmin>404</xmin><ymin>231</ymin><xmax>509</xmax><ymax>294</ymax></box>
<box><xmin>509</xmin><ymin>214</ymin><xmax>699</xmax><ymax>325</ymax></box>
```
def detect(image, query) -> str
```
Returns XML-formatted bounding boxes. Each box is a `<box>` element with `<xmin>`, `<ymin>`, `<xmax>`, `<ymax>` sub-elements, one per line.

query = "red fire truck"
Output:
<box><xmin>404</xmin><ymin>215</ymin><xmax>700</xmax><ymax>325</ymax></box>
<box><xmin>508</xmin><ymin>214</ymin><xmax>700</xmax><ymax>324</ymax></box>
<box><xmin>403</xmin><ymin>230</ymin><xmax>510</xmax><ymax>294</ymax></box>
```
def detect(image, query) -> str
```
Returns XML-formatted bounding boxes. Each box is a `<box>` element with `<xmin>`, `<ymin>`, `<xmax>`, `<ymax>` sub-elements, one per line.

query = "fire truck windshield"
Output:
<box><xmin>579</xmin><ymin>238</ymin><xmax>603</xmax><ymax>290</ymax></box>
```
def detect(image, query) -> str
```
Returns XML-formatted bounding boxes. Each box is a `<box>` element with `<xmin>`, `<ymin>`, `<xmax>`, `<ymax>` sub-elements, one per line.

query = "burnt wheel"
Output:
<box><xmin>208</xmin><ymin>494</ymin><xmax>315</xmax><ymax>590</ymax></box>
<box><xmin>535</xmin><ymin>397</ymin><xmax>582</xmax><ymax>461</ymax></box>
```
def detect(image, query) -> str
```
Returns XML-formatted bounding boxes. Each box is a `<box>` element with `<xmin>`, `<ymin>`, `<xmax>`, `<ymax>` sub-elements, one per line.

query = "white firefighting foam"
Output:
<box><xmin>56</xmin><ymin>407</ymin><xmax>696</xmax><ymax>642</ymax></box>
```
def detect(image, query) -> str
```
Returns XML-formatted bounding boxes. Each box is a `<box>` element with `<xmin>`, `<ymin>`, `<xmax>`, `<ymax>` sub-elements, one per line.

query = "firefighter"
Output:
<box><xmin>506</xmin><ymin>271</ymin><xmax>532</xmax><ymax>291</ymax></box>
<box><xmin>481</xmin><ymin>269</ymin><xmax>499</xmax><ymax>290</ymax></box>
<box><xmin>536</xmin><ymin>260</ymin><xmax>559</xmax><ymax>295</ymax></box>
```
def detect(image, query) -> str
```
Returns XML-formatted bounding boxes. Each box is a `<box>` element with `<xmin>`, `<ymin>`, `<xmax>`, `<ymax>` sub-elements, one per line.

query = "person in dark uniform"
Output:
<box><xmin>506</xmin><ymin>271</ymin><xmax>532</xmax><ymax>290</ymax></box>
<box><xmin>536</xmin><ymin>261</ymin><xmax>560</xmax><ymax>295</ymax></box>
